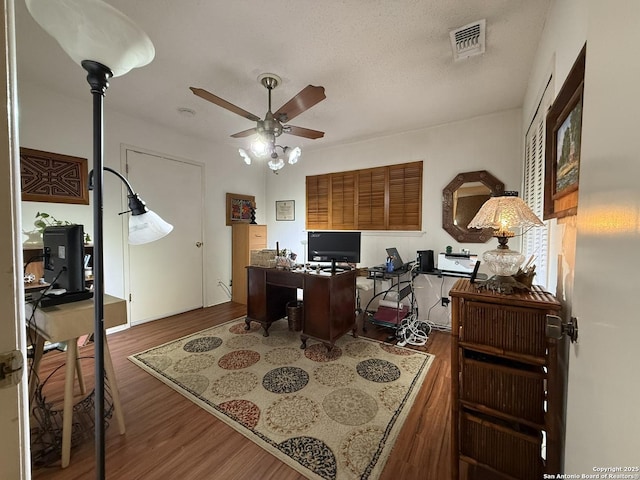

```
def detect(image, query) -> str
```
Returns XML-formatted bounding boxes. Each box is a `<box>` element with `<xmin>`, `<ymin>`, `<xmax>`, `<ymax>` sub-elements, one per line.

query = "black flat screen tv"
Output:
<box><xmin>43</xmin><ymin>225</ymin><xmax>86</xmax><ymax>294</ymax></box>
<box><xmin>308</xmin><ymin>231</ymin><xmax>361</xmax><ymax>264</ymax></box>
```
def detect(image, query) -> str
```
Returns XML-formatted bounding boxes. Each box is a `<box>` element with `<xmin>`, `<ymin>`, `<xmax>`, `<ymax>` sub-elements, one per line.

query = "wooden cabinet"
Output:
<box><xmin>232</xmin><ymin>224</ymin><xmax>266</xmax><ymax>304</ymax></box>
<box><xmin>300</xmin><ymin>269</ymin><xmax>356</xmax><ymax>349</ymax></box>
<box><xmin>450</xmin><ymin>279</ymin><xmax>566</xmax><ymax>480</ymax></box>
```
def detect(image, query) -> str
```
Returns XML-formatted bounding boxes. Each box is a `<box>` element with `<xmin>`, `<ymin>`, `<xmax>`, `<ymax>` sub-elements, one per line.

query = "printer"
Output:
<box><xmin>437</xmin><ymin>252</ymin><xmax>478</xmax><ymax>276</ymax></box>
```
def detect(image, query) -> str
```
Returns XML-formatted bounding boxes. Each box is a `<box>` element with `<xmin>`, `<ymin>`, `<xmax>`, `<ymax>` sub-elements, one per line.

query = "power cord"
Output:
<box><xmin>423</xmin><ymin>274</ymin><xmax>452</xmax><ymax>333</ymax></box>
<box><xmin>26</xmin><ymin>268</ymin><xmax>66</xmax><ymax>391</ymax></box>
<box><xmin>217</xmin><ymin>280</ymin><xmax>232</xmax><ymax>299</ymax></box>
<box><xmin>395</xmin><ymin>313</ymin><xmax>431</xmax><ymax>346</ymax></box>
<box><xmin>395</xmin><ymin>265</ymin><xmax>430</xmax><ymax>346</ymax></box>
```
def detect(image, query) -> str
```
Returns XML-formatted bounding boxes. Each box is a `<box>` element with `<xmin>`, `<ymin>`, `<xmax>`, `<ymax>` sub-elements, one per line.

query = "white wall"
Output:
<box><xmin>524</xmin><ymin>0</ymin><xmax>640</xmax><ymax>470</ymax></box>
<box><xmin>264</xmin><ymin>109</ymin><xmax>523</xmax><ymax>325</ymax></box>
<box><xmin>18</xmin><ymin>79</ymin><xmax>266</xmax><ymax>309</ymax></box>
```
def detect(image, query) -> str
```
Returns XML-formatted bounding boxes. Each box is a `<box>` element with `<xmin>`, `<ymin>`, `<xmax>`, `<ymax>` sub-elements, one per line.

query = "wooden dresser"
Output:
<box><xmin>231</xmin><ymin>224</ymin><xmax>267</xmax><ymax>304</ymax></box>
<box><xmin>450</xmin><ymin>279</ymin><xmax>566</xmax><ymax>480</ymax></box>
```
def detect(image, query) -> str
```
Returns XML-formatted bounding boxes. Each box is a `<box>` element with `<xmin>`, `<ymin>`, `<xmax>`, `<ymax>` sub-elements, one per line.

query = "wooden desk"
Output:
<box><xmin>25</xmin><ymin>294</ymin><xmax>127</xmax><ymax>468</ymax></box>
<box><xmin>246</xmin><ymin>267</ymin><xmax>356</xmax><ymax>350</ymax></box>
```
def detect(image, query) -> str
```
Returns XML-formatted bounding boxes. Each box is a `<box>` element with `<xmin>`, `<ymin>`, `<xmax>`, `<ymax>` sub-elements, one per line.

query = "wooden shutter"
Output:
<box><xmin>305</xmin><ymin>161</ymin><xmax>423</xmax><ymax>231</ymax></box>
<box><xmin>387</xmin><ymin>161</ymin><xmax>422</xmax><ymax>230</ymax></box>
<box><xmin>330</xmin><ymin>172</ymin><xmax>356</xmax><ymax>229</ymax></box>
<box><xmin>306</xmin><ymin>174</ymin><xmax>330</xmax><ymax>230</ymax></box>
<box><xmin>357</xmin><ymin>167</ymin><xmax>387</xmax><ymax>230</ymax></box>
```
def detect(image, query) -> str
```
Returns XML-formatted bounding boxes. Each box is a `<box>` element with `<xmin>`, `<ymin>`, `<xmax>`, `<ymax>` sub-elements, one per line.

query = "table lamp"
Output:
<box><xmin>467</xmin><ymin>192</ymin><xmax>544</xmax><ymax>293</ymax></box>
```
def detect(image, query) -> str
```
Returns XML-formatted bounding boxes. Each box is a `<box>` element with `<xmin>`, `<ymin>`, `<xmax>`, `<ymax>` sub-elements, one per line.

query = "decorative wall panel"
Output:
<box><xmin>20</xmin><ymin>148</ymin><xmax>89</xmax><ymax>204</ymax></box>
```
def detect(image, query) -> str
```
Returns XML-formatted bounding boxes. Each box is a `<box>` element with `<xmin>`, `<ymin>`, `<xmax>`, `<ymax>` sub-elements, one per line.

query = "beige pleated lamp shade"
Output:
<box><xmin>25</xmin><ymin>0</ymin><xmax>155</xmax><ymax>77</ymax></box>
<box><xmin>468</xmin><ymin>195</ymin><xmax>544</xmax><ymax>278</ymax></box>
<box><xmin>468</xmin><ymin>195</ymin><xmax>544</xmax><ymax>238</ymax></box>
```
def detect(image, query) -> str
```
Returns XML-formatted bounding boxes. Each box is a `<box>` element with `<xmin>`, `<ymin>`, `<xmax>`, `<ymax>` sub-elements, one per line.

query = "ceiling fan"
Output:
<box><xmin>190</xmin><ymin>73</ymin><xmax>326</xmax><ymax>168</ymax></box>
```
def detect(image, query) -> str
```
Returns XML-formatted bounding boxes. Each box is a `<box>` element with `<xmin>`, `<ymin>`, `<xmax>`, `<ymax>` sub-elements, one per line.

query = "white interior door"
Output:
<box><xmin>125</xmin><ymin>149</ymin><xmax>204</xmax><ymax>325</ymax></box>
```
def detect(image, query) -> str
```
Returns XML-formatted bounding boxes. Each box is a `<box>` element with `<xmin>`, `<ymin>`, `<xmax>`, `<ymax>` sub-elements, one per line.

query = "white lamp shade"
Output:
<box><xmin>26</xmin><ymin>0</ymin><xmax>155</xmax><ymax>77</ymax></box>
<box><xmin>268</xmin><ymin>158</ymin><xmax>285</xmax><ymax>171</ymax></box>
<box><xmin>128</xmin><ymin>210</ymin><xmax>173</xmax><ymax>245</ymax></box>
<box><xmin>239</xmin><ymin>148</ymin><xmax>252</xmax><ymax>165</ymax></box>
<box><xmin>250</xmin><ymin>138</ymin><xmax>269</xmax><ymax>157</ymax></box>
<box><xmin>287</xmin><ymin>146</ymin><xmax>301</xmax><ymax>165</ymax></box>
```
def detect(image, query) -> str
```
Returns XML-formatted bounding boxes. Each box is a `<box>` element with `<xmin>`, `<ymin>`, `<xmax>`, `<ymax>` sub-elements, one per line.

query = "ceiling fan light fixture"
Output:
<box><xmin>286</xmin><ymin>146</ymin><xmax>301</xmax><ymax>165</ymax></box>
<box><xmin>250</xmin><ymin>138</ymin><xmax>269</xmax><ymax>157</ymax></box>
<box><xmin>268</xmin><ymin>158</ymin><xmax>285</xmax><ymax>171</ymax></box>
<box><xmin>238</xmin><ymin>148</ymin><xmax>251</xmax><ymax>165</ymax></box>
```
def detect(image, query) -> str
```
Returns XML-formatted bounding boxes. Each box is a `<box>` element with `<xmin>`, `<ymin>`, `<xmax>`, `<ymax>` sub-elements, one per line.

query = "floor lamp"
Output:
<box><xmin>25</xmin><ymin>1</ymin><xmax>162</xmax><ymax>478</ymax></box>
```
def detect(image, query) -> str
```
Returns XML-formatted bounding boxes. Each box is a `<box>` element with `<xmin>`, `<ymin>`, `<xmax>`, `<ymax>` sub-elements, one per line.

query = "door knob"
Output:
<box><xmin>195</xmin><ymin>242</ymin><xmax>203</xmax><ymax>248</ymax></box>
<box><xmin>545</xmin><ymin>314</ymin><xmax>578</xmax><ymax>343</ymax></box>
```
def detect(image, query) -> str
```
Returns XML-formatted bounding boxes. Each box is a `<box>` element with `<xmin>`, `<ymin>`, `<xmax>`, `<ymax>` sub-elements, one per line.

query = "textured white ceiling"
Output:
<box><xmin>15</xmin><ymin>0</ymin><xmax>550</xmax><ymax>153</ymax></box>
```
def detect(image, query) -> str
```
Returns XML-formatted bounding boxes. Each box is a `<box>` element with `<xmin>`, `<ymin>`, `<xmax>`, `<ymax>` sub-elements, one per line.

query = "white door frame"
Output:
<box><xmin>1</xmin><ymin>1</ymin><xmax>31</xmax><ymax>477</ymax></box>
<box><xmin>120</xmin><ymin>144</ymin><xmax>207</xmax><ymax>325</ymax></box>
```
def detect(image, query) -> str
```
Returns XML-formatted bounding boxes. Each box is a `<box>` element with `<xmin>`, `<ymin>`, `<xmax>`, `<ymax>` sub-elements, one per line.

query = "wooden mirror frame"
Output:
<box><xmin>442</xmin><ymin>170</ymin><xmax>505</xmax><ymax>243</ymax></box>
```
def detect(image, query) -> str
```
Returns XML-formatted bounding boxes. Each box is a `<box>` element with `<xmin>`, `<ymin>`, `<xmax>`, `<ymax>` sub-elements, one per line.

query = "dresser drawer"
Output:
<box><xmin>460</xmin><ymin>351</ymin><xmax>545</xmax><ymax>425</ymax></box>
<box><xmin>460</xmin><ymin>300</ymin><xmax>547</xmax><ymax>358</ymax></box>
<box><xmin>460</xmin><ymin>411</ymin><xmax>543</xmax><ymax>480</ymax></box>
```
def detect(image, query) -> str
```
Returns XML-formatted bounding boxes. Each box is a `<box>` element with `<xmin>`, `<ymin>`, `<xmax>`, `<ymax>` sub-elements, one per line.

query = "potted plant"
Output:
<box><xmin>23</xmin><ymin>212</ymin><xmax>92</xmax><ymax>245</ymax></box>
<box><xmin>33</xmin><ymin>211</ymin><xmax>73</xmax><ymax>235</ymax></box>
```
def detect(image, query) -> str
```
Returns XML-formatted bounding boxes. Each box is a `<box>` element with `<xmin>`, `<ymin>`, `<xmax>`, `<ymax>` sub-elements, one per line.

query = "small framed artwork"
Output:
<box><xmin>544</xmin><ymin>44</ymin><xmax>585</xmax><ymax>220</ymax></box>
<box><xmin>275</xmin><ymin>200</ymin><xmax>295</xmax><ymax>221</ymax></box>
<box><xmin>20</xmin><ymin>147</ymin><xmax>89</xmax><ymax>204</ymax></box>
<box><xmin>226</xmin><ymin>192</ymin><xmax>255</xmax><ymax>226</ymax></box>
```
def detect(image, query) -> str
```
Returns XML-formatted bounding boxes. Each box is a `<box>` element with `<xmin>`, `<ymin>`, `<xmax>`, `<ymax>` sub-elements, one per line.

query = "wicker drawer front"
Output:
<box><xmin>461</xmin><ymin>301</ymin><xmax>547</xmax><ymax>358</ymax></box>
<box><xmin>461</xmin><ymin>355</ymin><xmax>545</xmax><ymax>424</ymax></box>
<box><xmin>460</xmin><ymin>411</ymin><xmax>543</xmax><ymax>480</ymax></box>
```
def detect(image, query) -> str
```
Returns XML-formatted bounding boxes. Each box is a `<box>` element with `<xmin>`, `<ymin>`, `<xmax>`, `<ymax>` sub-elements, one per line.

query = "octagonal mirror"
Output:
<box><xmin>442</xmin><ymin>170</ymin><xmax>505</xmax><ymax>243</ymax></box>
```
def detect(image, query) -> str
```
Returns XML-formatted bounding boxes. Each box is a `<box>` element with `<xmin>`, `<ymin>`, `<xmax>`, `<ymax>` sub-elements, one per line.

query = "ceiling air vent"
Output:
<box><xmin>450</xmin><ymin>19</ymin><xmax>486</xmax><ymax>61</ymax></box>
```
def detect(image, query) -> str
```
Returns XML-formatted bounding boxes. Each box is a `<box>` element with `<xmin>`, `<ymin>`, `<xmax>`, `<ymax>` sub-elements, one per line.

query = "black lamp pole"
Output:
<box><xmin>82</xmin><ymin>59</ymin><xmax>112</xmax><ymax>480</ymax></box>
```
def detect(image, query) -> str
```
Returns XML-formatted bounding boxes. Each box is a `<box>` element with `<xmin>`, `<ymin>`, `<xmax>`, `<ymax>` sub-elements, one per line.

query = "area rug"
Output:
<box><xmin>129</xmin><ymin>318</ymin><xmax>434</xmax><ymax>480</ymax></box>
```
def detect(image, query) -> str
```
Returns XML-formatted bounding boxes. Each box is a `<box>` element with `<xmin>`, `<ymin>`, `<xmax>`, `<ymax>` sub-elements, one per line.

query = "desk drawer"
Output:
<box><xmin>266</xmin><ymin>269</ymin><xmax>303</xmax><ymax>288</ymax></box>
<box><xmin>249</xmin><ymin>226</ymin><xmax>267</xmax><ymax>249</ymax></box>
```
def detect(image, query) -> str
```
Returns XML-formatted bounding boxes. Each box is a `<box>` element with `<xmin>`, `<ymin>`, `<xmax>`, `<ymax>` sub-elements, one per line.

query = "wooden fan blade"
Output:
<box><xmin>190</xmin><ymin>87</ymin><xmax>261</xmax><ymax>122</ymax></box>
<box><xmin>231</xmin><ymin>128</ymin><xmax>257</xmax><ymax>138</ymax></box>
<box><xmin>285</xmin><ymin>125</ymin><xmax>325</xmax><ymax>139</ymax></box>
<box><xmin>274</xmin><ymin>85</ymin><xmax>326</xmax><ymax>123</ymax></box>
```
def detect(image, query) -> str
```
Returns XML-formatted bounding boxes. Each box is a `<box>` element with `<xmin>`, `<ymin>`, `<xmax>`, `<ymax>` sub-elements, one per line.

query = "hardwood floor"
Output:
<box><xmin>30</xmin><ymin>302</ymin><xmax>452</xmax><ymax>479</ymax></box>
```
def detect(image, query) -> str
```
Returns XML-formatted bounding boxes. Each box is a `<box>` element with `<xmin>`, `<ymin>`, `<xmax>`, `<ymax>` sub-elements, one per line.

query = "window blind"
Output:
<box><xmin>522</xmin><ymin>78</ymin><xmax>552</xmax><ymax>288</ymax></box>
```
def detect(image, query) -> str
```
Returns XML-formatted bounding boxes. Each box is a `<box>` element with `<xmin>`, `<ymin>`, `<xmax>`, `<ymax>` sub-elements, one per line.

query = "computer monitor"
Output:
<box><xmin>43</xmin><ymin>225</ymin><xmax>86</xmax><ymax>294</ymax></box>
<box><xmin>308</xmin><ymin>231</ymin><xmax>361</xmax><ymax>263</ymax></box>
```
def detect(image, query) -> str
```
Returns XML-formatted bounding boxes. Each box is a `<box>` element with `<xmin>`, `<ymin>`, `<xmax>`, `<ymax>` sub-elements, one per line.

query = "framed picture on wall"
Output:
<box><xmin>544</xmin><ymin>44</ymin><xmax>585</xmax><ymax>220</ymax></box>
<box><xmin>226</xmin><ymin>192</ymin><xmax>255</xmax><ymax>226</ymax></box>
<box><xmin>275</xmin><ymin>200</ymin><xmax>295</xmax><ymax>221</ymax></box>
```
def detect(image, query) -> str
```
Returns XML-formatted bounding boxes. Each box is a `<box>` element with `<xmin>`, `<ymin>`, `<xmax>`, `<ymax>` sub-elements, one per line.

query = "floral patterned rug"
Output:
<box><xmin>129</xmin><ymin>318</ymin><xmax>434</xmax><ymax>480</ymax></box>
